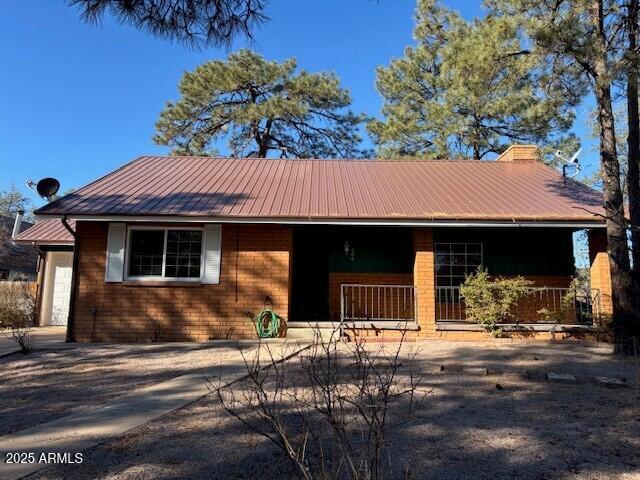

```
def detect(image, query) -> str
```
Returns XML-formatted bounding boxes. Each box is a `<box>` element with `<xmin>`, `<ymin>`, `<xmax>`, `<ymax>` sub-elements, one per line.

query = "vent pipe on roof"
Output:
<box><xmin>11</xmin><ymin>210</ymin><xmax>24</xmax><ymax>239</ymax></box>
<box><xmin>496</xmin><ymin>145</ymin><xmax>540</xmax><ymax>162</ymax></box>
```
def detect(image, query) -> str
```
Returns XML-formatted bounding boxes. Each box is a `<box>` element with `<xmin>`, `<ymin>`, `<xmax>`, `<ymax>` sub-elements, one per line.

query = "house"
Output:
<box><xmin>16</xmin><ymin>145</ymin><xmax>612</xmax><ymax>342</ymax></box>
<box><xmin>13</xmin><ymin>219</ymin><xmax>75</xmax><ymax>325</ymax></box>
<box><xmin>0</xmin><ymin>213</ymin><xmax>37</xmax><ymax>280</ymax></box>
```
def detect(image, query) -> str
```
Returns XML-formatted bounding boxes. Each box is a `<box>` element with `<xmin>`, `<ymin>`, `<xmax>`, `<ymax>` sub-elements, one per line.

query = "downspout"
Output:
<box><xmin>34</xmin><ymin>248</ymin><xmax>46</xmax><ymax>326</ymax></box>
<box><xmin>61</xmin><ymin>216</ymin><xmax>78</xmax><ymax>342</ymax></box>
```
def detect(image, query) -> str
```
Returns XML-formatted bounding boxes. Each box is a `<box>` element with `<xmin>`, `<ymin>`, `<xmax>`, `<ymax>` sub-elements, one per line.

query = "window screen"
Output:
<box><xmin>435</xmin><ymin>243</ymin><xmax>483</xmax><ymax>287</ymax></box>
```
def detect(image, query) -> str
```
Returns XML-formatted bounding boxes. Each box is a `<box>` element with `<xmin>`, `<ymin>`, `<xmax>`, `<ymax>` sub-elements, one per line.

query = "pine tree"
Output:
<box><xmin>625</xmin><ymin>0</ymin><xmax>640</xmax><ymax>275</ymax></box>
<box><xmin>69</xmin><ymin>0</ymin><xmax>267</xmax><ymax>48</ymax></box>
<box><xmin>369</xmin><ymin>0</ymin><xmax>579</xmax><ymax>160</ymax></box>
<box><xmin>486</xmin><ymin>0</ymin><xmax>639</xmax><ymax>348</ymax></box>
<box><xmin>154</xmin><ymin>50</ymin><xmax>367</xmax><ymax>158</ymax></box>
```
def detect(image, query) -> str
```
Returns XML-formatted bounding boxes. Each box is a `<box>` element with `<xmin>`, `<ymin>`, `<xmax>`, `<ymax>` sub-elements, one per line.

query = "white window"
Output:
<box><xmin>435</xmin><ymin>243</ymin><xmax>483</xmax><ymax>287</ymax></box>
<box><xmin>126</xmin><ymin>227</ymin><xmax>203</xmax><ymax>281</ymax></box>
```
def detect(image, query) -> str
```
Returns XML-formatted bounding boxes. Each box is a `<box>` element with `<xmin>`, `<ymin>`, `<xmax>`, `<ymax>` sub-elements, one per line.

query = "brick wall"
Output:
<box><xmin>588</xmin><ymin>229</ymin><xmax>613</xmax><ymax>318</ymax></box>
<box><xmin>70</xmin><ymin>221</ymin><xmax>601</xmax><ymax>343</ymax></box>
<box><xmin>510</xmin><ymin>276</ymin><xmax>575</xmax><ymax>323</ymax></box>
<box><xmin>413</xmin><ymin>228</ymin><xmax>434</xmax><ymax>337</ymax></box>
<box><xmin>72</xmin><ymin>222</ymin><xmax>291</xmax><ymax>342</ymax></box>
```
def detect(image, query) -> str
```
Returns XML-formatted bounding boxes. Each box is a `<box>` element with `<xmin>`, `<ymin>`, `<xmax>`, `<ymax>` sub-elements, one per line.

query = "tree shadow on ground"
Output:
<box><xmin>0</xmin><ymin>343</ymin><xmax>257</xmax><ymax>436</ymax></box>
<box><xmin>29</xmin><ymin>341</ymin><xmax>640</xmax><ymax>480</ymax></box>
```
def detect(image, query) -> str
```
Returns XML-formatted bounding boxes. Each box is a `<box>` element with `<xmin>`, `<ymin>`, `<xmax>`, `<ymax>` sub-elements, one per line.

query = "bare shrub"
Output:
<box><xmin>212</xmin><ymin>328</ymin><xmax>420</xmax><ymax>480</ymax></box>
<box><xmin>149</xmin><ymin>319</ymin><xmax>168</xmax><ymax>342</ymax></box>
<box><xmin>0</xmin><ymin>281</ymin><xmax>36</xmax><ymax>353</ymax></box>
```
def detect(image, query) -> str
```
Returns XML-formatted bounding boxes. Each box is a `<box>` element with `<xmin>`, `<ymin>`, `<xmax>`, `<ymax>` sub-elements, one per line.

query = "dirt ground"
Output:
<box><xmin>0</xmin><ymin>343</ymin><xmax>258</xmax><ymax>436</ymax></box>
<box><xmin>30</xmin><ymin>341</ymin><xmax>640</xmax><ymax>480</ymax></box>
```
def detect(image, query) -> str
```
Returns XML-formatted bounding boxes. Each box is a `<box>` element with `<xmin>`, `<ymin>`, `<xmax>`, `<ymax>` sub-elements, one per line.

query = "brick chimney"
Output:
<box><xmin>496</xmin><ymin>144</ymin><xmax>540</xmax><ymax>162</ymax></box>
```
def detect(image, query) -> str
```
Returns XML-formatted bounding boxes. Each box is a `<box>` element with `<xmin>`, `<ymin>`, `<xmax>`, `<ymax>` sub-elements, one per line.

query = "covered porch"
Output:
<box><xmin>288</xmin><ymin>225</ymin><xmax>417</xmax><ymax>328</ymax></box>
<box><xmin>287</xmin><ymin>225</ymin><xmax>611</xmax><ymax>337</ymax></box>
<box><xmin>432</xmin><ymin>228</ymin><xmax>605</xmax><ymax>332</ymax></box>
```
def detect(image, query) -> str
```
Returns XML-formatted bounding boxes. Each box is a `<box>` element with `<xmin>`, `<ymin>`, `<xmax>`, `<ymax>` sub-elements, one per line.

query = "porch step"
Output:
<box><xmin>286</xmin><ymin>327</ymin><xmax>338</xmax><ymax>341</ymax></box>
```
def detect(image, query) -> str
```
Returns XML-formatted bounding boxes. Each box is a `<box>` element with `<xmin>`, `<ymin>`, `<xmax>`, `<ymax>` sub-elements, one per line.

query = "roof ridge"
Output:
<box><xmin>135</xmin><ymin>155</ymin><xmax>524</xmax><ymax>164</ymax></box>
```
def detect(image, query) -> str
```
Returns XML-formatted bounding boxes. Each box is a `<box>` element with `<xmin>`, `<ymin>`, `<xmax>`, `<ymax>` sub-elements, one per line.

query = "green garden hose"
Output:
<box><xmin>254</xmin><ymin>308</ymin><xmax>280</xmax><ymax>338</ymax></box>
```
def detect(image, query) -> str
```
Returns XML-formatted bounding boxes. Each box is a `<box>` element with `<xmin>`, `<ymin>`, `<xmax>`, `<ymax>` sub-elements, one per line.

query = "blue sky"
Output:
<box><xmin>0</xmin><ymin>0</ymin><xmax>597</xmax><ymax>209</ymax></box>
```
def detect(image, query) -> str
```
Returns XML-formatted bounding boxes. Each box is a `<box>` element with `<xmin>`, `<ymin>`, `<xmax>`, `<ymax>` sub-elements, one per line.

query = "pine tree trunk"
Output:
<box><xmin>257</xmin><ymin>118</ymin><xmax>273</xmax><ymax>158</ymax></box>
<box><xmin>258</xmin><ymin>143</ymin><xmax>269</xmax><ymax>158</ymax></box>
<box><xmin>590</xmin><ymin>0</ymin><xmax>636</xmax><ymax>351</ymax></box>
<box><xmin>627</xmin><ymin>0</ymin><xmax>640</xmax><ymax>273</ymax></box>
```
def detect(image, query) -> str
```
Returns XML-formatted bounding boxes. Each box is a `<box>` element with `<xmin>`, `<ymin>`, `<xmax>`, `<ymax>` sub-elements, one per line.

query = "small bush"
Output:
<box><xmin>0</xmin><ymin>282</ymin><xmax>36</xmax><ymax>353</ymax></box>
<box><xmin>460</xmin><ymin>269</ymin><xmax>532</xmax><ymax>336</ymax></box>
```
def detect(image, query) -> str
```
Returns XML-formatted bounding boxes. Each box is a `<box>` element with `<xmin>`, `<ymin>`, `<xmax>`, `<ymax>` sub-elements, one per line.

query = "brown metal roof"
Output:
<box><xmin>1</xmin><ymin>216</ymin><xmax>37</xmax><ymax>273</ymax></box>
<box><xmin>13</xmin><ymin>219</ymin><xmax>75</xmax><ymax>245</ymax></box>
<box><xmin>35</xmin><ymin>156</ymin><xmax>605</xmax><ymax>224</ymax></box>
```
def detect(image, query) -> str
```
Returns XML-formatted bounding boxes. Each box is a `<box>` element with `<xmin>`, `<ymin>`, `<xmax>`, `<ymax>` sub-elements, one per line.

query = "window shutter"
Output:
<box><xmin>105</xmin><ymin>223</ymin><xmax>126</xmax><ymax>282</ymax></box>
<box><xmin>202</xmin><ymin>224</ymin><xmax>222</xmax><ymax>284</ymax></box>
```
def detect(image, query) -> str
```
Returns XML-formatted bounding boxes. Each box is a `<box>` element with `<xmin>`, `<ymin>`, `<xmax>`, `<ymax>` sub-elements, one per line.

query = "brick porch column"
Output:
<box><xmin>413</xmin><ymin>228</ymin><xmax>435</xmax><ymax>336</ymax></box>
<box><xmin>588</xmin><ymin>229</ymin><xmax>613</xmax><ymax>318</ymax></box>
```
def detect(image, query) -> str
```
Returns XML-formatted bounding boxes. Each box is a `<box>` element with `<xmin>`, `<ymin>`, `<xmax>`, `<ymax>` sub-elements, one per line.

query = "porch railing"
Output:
<box><xmin>341</xmin><ymin>284</ymin><xmax>417</xmax><ymax>323</ymax></box>
<box><xmin>436</xmin><ymin>286</ymin><xmax>600</xmax><ymax>326</ymax></box>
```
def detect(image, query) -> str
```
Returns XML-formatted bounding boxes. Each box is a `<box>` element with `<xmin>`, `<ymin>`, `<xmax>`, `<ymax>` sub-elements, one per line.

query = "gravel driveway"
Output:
<box><xmin>29</xmin><ymin>341</ymin><xmax>640</xmax><ymax>480</ymax></box>
<box><xmin>0</xmin><ymin>342</ymin><xmax>258</xmax><ymax>436</ymax></box>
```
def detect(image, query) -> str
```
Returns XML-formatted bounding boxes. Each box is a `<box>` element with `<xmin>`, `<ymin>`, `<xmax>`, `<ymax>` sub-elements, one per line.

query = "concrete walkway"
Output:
<box><xmin>0</xmin><ymin>341</ymin><xmax>307</xmax><ymax>480</ymax></box>
<box><xmin>0</xmin><ymin>326</ymin><xmax>67</xmax><ymax>357</ymax></box>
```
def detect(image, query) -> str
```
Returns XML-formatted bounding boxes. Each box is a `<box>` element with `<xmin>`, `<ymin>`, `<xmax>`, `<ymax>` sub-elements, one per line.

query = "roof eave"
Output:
<box><xmin>34</xmin><ymin>213</ymin><xmax>607</xmax><ymax>228</ymax></box>
<box><xmin>12</xmin><ymin>238</ymin><xmax>74</xmax><ymax>246</ymax></box>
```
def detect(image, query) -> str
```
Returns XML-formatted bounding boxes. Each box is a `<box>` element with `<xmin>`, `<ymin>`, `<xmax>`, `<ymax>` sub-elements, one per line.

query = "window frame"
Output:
<box><xmin>124</xmin><ymin>226</ymin><xmax>205</xmax><ymax>282</ymax></box>
<box><xmin>434</xmin><ymin>242</ymin><xmax>483</xmax><ymax>288</ymax></box>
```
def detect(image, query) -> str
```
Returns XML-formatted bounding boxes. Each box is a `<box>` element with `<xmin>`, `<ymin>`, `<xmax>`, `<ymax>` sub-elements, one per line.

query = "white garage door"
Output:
<box><xmin>43</xmin><ymin>252</ymin><xmax>73</xmax><ymax>326</ymax></box>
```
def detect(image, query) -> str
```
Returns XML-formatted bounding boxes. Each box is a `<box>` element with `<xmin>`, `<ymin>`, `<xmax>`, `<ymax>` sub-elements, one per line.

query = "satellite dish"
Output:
<box><xmin>568</xmin><ymin>148</ymin><xmax>582</xmax><ymax>165</ymax></box>
<box><xmin>555</xmin><ymin>149</ymin><xmax>582</xmax><ymax>181</ymax></box>
<box><xmin>36</xmin><ymin>177</ymin><xmax>60</xmax><ymax>200</ymax></box>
